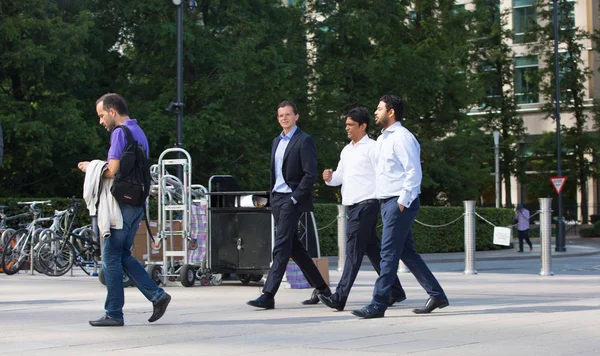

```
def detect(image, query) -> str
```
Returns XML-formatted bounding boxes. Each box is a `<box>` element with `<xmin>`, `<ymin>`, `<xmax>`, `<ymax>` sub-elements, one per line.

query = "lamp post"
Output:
<box><xmin>168</xmin><ymin>0</ymin><xmax>197</xmax><ymax>179</ymax></box>
<box><xmin>552</xmin><ymin>0</ymin><xmax>566</xmax><ymax>252</ymax></box>
<box><xmin>493</xmin><ymin>130</ymin><xmax>500</xmax><ymax>208</ymax></box>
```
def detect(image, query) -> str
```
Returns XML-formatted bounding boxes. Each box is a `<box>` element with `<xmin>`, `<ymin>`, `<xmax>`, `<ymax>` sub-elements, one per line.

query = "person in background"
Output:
<box><xmin>515</xmin><ymin>203</ymin><xmax>533</xmax><ymax>252</ymax></box>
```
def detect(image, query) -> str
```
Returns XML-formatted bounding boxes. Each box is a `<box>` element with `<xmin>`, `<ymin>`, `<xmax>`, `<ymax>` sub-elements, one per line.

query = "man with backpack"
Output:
<box><xmin>78</xmin><ymin>93</ymin><xmax>171</xmax><ymax>327</ymax></box>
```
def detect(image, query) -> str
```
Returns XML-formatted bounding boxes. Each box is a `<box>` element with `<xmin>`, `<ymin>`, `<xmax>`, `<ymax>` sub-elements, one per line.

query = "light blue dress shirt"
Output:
<box><xmin>272</xmin><ymin>126</ymin><xmax>297</xmax><ymax>195</ymax></box>
<box><xmin>375</xmin><ymin>121</ymin><xmax>422</xmax><ymax>208</ymax></box>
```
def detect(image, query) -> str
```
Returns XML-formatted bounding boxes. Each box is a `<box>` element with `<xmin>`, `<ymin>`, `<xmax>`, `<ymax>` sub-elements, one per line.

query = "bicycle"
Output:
<box><xmin>1</xmin><ymin>200</ymin><xmax>54</xmax><ymax>275</ymax></box>
<box><xmin>32</xmin><ymin>197</ymin><xmax>101</xmax><ymax>277</ymax></box>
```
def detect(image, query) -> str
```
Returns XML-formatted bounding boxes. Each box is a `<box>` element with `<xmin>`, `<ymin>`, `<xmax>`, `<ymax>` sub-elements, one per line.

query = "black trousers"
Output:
<box><xmin>263</xmin><ymin>192</ymin><xmax>326</xmax><ymax>296</ymax></box>
<box><xmin>333</xmin><ymin>201</ymin><xmax>405</xmax><ymax>306</ymax></box>
<box><xmin>518</xmin><ymin>229</ymin><xmax>532</xmax><ymax>251</ymax></box>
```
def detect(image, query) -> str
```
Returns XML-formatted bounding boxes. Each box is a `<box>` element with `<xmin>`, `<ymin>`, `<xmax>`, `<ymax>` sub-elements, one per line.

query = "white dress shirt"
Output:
<box><xmin>326</xmin><ymin>135</ymin><xmax>378</xmax><ymax>206</ymax></box>
<box><xmin>375</xmin><ymin>121</ymin><xmax>422</xmax><ymax>207</ymax></box>
<box><xmin>272</xmin><ymin>126</ymin><xmax>297</xmax><ymax>194</ymax></box>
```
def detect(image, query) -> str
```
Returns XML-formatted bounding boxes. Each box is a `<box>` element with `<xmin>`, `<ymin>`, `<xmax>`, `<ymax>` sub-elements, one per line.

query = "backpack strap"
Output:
<box><xmin>112</xmin><ymin>124</ymin><xmax>154</xmax><ymax>243</ymax></box>
<box><xmin>113</xmin><ymin>124</ymin><xmax>136</xmax><ymax>144</ymax></box>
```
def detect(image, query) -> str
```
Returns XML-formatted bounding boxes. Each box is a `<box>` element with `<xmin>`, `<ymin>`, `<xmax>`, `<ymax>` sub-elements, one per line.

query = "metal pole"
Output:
<box><xmin>336</xmin><ymin>205</ymin><xmax>346</xmax><ymax>272</ymax></box>
<box><xmin>463</xmin><ymin>200</ymin><xmax>477</xmax><ymax>275</ymax></box>
<box><xmin>539</xmin><ymin>198</ymin><xmax>554</xmax><ymax>276</ymax></box>
<box><xmin>493</xmin><ymin>131</ymin><xmax>500</xmax><ymax>208</ymax></box>
<box><xmin>553</xmin><ymin>0</ymin><xmax>566</xmax><ymax>252</ymax></box>
<box><xmin>176</xmin><ymin>3</ymin><xmax>184</xmax><ymax>179</ymax></box>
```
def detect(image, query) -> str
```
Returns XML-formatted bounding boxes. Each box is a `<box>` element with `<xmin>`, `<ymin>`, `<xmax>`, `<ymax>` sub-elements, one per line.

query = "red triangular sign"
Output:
<box><xmin>550</xmin><ymin>176</ymin><xmax>567</xmax><ymax>195</ymax></box>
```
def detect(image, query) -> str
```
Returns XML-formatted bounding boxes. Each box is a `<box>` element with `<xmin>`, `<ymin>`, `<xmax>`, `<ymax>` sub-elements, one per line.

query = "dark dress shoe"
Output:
<box><xmin>89</xmin><ymin>316</ymin><xmax>124</xmax><ymax>327</ymax></box>
<box><xmin>387</xmin><ymin>294</ymin><xmax>407</xmax><ymax>307</ymax></box>
<box><xmin>318</xmin><ymin>293</ymin><xmax>345</xmax><ymax>311</ymax></box>
<box><xmin>247</xmin><ymin>294</ymin><xmax>275</xmax><ymax>309</ymax></box>
<box><xmin>351</xmin><ymin>304</ymin><xmax>385</xmax><ymax>319</ymax></box>
<box><xmin>149</xmin><ymin>293</ymin><xmax>171</xmax><ymax>322</ymax></box>
<box><xmin>301</xmin><ymin>287</ymin><xmax>331</xmax><ymax>305</ymax></box>
<box><xmin>412</xmin><ymin>297</ymin><xmax>449</xmax><ymax>314</ymax></box>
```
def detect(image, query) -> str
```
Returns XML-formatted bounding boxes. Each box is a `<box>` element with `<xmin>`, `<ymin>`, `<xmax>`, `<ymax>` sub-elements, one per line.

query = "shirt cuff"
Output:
<box><xmin>291</xmin><ymin>197</ymin><xmax>297</xmax><ymax>205</ymax></box>
<box><xmin>397</xmin><ymin>190</ymin><xmax>412</xmax><ymax>208</ymax></box>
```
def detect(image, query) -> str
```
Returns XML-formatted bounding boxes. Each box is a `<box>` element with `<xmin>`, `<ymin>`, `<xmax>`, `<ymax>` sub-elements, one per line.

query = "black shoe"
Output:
<box><xmin>387</xmin><ymin>294</ymin><xmax>407</xmax><ymax>307</ymax></box>
<box><xmin>302</xmin><ymin>286</ymin><xmax>331</xmax><ymax>305</ymax></box>
<box><xmin>529</xmin><ymin>245</ymin><xmax>533</xmax><ymax>251</ymax></box>
<box><xmin>517</xmin><ymin>250</ymin><xmax>524</xmax><ymax>253</ymax></box>
<box><xmin>89</xmin><ymin>315</ymin><xmax>124</xmax><ymax>327</ymax></box>
<box><xmin>247</xmin><ymin>294</ymin><xmax>275</xmax><ymax>309</ymax></box>
<box><xmin>412</xmin><ymin>297</ymin><xmax>449</xmax><ymax>314</ymax></box>
<box><xmin>351</xmin><ymin>304</ymin><xmax>385</xmax><ymax>319</ymax></box>
<box><xmin>148</xmin><ymin>293</ymin><xmax>171</xmax><ymax>322</ymax></box>
<box><xmin>318</xmin><ymin>293</ymin><xmax>345</xmax><ymax>311</ymax></box>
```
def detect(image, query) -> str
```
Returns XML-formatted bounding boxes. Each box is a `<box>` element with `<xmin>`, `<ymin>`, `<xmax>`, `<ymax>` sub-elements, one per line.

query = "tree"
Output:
<box><xmin>0</xmin><ymin>0</ymin><xmax>104</xmax><ymax>197</ymax></box>
<box><xmin>530</xmin><ymin>0</ymin><xmax>596</xmax><ymax>223</ymax></box>
<box><xmin>469</xmin><ymin>0</ymin><xmax>526</xmax><ymax>207</ymax></box>
<box><xmin>308</xmin><ymin>0</ymin><xmax>483</xmax><ymax>205</ymax></box>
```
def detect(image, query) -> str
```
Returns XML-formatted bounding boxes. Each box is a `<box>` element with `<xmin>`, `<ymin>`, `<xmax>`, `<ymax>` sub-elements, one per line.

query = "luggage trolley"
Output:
<box><xmin>146</xmin><ymin>148</ymin><xmax>198</xmax><ymax>287</ymax></box>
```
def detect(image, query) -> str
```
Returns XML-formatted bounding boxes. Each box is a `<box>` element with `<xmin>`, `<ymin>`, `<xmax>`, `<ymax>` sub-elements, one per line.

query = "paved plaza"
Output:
<box><xmin>1</xmin><ymin>237</ymin><xmax>600</xmax><ymax>356</ymax></box>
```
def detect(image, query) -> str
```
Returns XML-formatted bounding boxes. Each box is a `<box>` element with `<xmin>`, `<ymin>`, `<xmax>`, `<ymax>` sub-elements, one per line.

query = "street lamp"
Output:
<box><xmin>552</xmin><ymin>0</ymin><xmax>566</xmax><ymax>252</ymax></box>
<box><xmin>493</xmin><ymin>130</ymin><xmax>500</xmax><ymax>208</ymax></box>
<box><xmin>167</xmin><ymin>0</ymin><xmax>197</xmax><ymax>178</ymax></box>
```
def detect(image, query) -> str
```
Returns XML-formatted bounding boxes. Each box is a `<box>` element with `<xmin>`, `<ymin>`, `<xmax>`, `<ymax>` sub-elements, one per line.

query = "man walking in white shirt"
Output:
<box><xmin>352</xmin><ymin>95</ymin><xmax>448</xmax><ymax>319</ymax></box>
<box><xmin>318</xmin><ymin>107</ymin><xmax>406</xmax><ymax>311</ymax></box>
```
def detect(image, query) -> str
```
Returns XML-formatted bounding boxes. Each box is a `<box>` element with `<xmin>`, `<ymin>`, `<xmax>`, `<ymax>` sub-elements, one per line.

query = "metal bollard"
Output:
<box><xmin>463</xmin><ymin>200</ymin><xmax>477</xmax><ymax>275</ymax></box>
<box><xmin>539</xmin><ymin>198</ymin><xmax>554</xmax><ymax>276</ymax></box>
<box><xmin>398</xmin><ymin>260</ymin><xmax>410</xmax><ymax>273</ymax></box>
<box><xmin>337</xmin><ymin>205</ymin><xmax>347</xmax><ymax>272</ymax></box>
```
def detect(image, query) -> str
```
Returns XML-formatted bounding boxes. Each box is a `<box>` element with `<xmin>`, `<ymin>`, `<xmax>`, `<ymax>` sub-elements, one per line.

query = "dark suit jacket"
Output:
<box><xmin>270</xmin><ymin>127</ymin><xmax>317</xmax><ymax>212</ymax></box>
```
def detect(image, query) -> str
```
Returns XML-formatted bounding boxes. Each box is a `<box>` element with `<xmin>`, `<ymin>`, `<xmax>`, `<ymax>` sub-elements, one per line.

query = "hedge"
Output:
<box><xmin>1</xmin><ymin>197</ymin><xmax>513</xmax><ymax>256</ymax></box>
<box><xmin>314</xmin><ymin>204</ymin><xmax>514</xmax><ymax>256</ymax></box>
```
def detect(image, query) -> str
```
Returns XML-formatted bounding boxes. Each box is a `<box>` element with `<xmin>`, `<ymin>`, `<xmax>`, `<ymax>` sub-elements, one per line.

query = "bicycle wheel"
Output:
<box><xmin>37</xmin><ymin>238</ymin><xmax>75</xmax><ymax>277</ymax></box>
<box><xmin>74</xmin><ymin>229</ymin><xmax>101</xmax><ymax>275</ymax></box>
<box><xmin>1</xmin><ymin>229</ymin><xmax>30</xmax><ymax>275</ymax></box>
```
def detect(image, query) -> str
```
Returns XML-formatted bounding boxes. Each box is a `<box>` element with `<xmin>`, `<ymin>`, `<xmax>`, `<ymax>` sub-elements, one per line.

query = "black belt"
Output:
<box><xmin>272</xmin><ymin>191</ymin><xmax>291</xmax><ymax>196</ymax></box>
<box><xmin>349</xmin><ymin>199</ymin><xmax>379</xmax><ymax>210</ymax></box>
<box><xmin>379</xmin><ymin>196</ymin><xmax>398</xmax><ymax>205</ymax></box>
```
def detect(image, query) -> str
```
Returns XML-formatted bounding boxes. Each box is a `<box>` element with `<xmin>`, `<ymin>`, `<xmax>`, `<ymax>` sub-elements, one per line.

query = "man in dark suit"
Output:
<box><xmin>247</xmin><ymin>100</ymin><xmax>331</xmax><ymax>309</ymax></box>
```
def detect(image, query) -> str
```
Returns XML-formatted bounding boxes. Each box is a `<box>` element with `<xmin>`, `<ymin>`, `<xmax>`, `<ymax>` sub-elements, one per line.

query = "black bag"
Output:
<box><xmin>110</xmin><ymin>125</ymin><xmax>151</xmax><ymax>207</ymax></box>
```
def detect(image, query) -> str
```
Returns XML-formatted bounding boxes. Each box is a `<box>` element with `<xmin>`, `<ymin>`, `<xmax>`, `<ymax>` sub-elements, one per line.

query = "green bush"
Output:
<box><xmin>593</xmin><ymin>221</ymin><xmax>600</xmax><ymax>235</ymax></box>
<box><xmin>313</xmin><ymin>204</ymin><xmax>514</xmax><ymax>255</ymax></box>
<box><xmin>579</xmin><ymin>226</ymin><xmax>595</xmax><ymax>238</ymax></box>
<box><xmin>591</xmin><ymin>215</ymin><xmax>600</xmax><ymax>224</ymax></box>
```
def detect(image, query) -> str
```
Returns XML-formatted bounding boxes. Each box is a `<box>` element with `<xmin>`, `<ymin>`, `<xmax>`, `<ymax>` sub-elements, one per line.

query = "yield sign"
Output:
<box><xmin>550</xmin><ymin>176</ymin><xmax>567</xmax><ymax>195</ymax></box>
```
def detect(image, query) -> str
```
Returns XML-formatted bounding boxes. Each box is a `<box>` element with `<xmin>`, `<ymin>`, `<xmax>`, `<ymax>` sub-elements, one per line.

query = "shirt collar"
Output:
<box><xmin>280</xmin><ymin>125</ymin><xmax>298</xmax><ymax>140</ymax></box>
<box><xmin>381</xmin><ymin>121</ymin><xmax>402</xmax><ymax>134</ymax></box>
<box><xmin>351</xmin><ymin>134</ymin><xmax>370</xmax><ymax>146</ymax></box>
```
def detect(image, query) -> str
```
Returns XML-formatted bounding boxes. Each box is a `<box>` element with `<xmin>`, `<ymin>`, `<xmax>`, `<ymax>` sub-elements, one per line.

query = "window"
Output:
<box><xmin>514</xmin><ymin>56</ymin><xmax>539</xmax><ymax>104</ymax></box>
<box><xmin>513</xmin><ymin>0</ymin><xmax>536</xmax><ymax>44</ymax></box>
<box><xmin>478</xmin><ymin>61</ymin><xmax>502</xmax><ymax>102</ymax></box>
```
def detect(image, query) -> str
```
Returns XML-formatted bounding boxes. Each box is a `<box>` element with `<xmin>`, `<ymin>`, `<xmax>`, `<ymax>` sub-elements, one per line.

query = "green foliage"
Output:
<box><xmin>591</xmin><ymin>214</ymin><xmax>600</xmax><ymax>224</ymax></box>
<box><xmin>0</xmin><ymin>197</ymin><xmax>91</xmax><ymax>229</ymax></box>
<box><xmin>315</xmin><ymin>204</ymin><xmax>514</xmax><ymax>256</ymax></box>
<box><xmin>593</xmin><ymin>221</ymin><xmax>600</xmax><ymax>235</ymax></box>
<box><xmin>579</xmin><ymin>226</ymin><xmax>595</xmax><ymax>238</ymax></box>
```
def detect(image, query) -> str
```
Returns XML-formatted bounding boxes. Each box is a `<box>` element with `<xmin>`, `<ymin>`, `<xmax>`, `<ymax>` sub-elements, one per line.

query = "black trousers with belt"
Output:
<box><xmin>263</xmin><ymin>192</ymin><xmax>327</xmax><ymax>296</ymax></box>
<box><xmin>333</xmin><ymin>200</ymin><xmax>405</xmax><ymax>307</ymax></box>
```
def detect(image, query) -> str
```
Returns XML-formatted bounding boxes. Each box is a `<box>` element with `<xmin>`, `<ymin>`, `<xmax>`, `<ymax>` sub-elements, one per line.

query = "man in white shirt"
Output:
<box><xmin>318</xmin><ymin>107</ymin><xmax>406</xmax><ymax>311</ymax></box>
<box><xmin>352</xmin><ymin>94</ymin><xmax>448</xmax><ymax>319</ymax></box>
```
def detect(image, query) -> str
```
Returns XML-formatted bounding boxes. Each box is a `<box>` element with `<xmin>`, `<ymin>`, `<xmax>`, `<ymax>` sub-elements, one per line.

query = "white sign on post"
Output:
<box><xmin>493</xmin><ymin>226</ymin><xmax>512</xmax><ymax>246</ymax></box>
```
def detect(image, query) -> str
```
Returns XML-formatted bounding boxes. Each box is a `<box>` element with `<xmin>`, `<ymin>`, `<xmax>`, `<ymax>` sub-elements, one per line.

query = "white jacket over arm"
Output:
<box><xmin>83</xmin><ymin>160</ymin><xmax>123</xmax><ymax>238</ymax></box>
